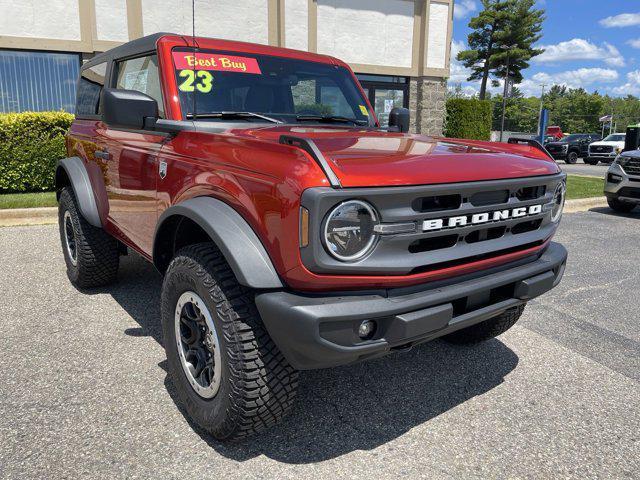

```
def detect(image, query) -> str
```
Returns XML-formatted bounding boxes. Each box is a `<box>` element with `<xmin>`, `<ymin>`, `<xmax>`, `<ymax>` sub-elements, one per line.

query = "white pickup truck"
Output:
<box><xmin>585</xmin><ymin>133</ymin><xmax>626</xmax><ymax>165</ymax></box>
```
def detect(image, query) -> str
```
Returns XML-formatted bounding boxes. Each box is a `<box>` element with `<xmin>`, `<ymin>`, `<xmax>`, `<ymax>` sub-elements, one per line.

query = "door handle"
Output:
<box><xmin>95</xmin><ymin>150</ymin><xmax>110</xmax><ymax>160</ymax></box>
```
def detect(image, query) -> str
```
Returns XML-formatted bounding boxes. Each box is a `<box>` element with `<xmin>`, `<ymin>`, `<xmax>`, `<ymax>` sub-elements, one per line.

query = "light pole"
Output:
<box><xmin>537</xmin><ymin>83</ymin><xmax>547</xmax><ymax>134</ymax></box>
<box><xmin>499</xmin><ymin>45</ymin><xmax>516</xmax><ymax>142</ymax></box>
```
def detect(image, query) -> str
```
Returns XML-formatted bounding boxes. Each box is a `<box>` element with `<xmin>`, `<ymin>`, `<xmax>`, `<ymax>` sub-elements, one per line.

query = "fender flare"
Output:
<box><xmin>56</xmin><ymin>157</ymin><xmax>102</xmax><ymax>227</ymax></box>
<box><xmin>154</xmin><ymin>197</ymin><xmax>283</xmax><ymax>289</ymax></box>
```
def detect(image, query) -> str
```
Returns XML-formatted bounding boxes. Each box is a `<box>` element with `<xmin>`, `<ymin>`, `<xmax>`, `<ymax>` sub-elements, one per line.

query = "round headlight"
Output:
<box><xmin>551</xmin><ymin>182</ymin><xmax>566</xmax><ymax>223</ymax></box>
<box><xmin>323</xmin><ymin>200</ymin><xmax>378</xmax><ymax>261</ymax></box>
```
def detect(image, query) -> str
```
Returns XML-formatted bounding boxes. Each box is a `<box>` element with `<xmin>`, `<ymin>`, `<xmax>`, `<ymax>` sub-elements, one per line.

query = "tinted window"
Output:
<box><xmin>0</xmin><ymin>50</ymin><xmax>79</xmax><ymax>113</ymax></box>
<box><xmin>116</xmin><ymin>55</ymin><xmax>164</xmax><ymax>117</ymax></box>
<box><xmin>76</xmin><ymin>62</ymin><xmax>107</xmax><ymax>116</ymax></box>
<box><xmin>603</xmin><ymin>134</ymin><xmax>625</xmax><ymax>142</ymax></box>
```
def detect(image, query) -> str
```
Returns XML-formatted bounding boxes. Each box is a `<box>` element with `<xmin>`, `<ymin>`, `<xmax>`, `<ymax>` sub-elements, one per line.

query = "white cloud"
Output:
<box><xmin>600</xmin><ymin>12</ymin><xmax>640</xmax><ymax>28</ymax></box>
<box><xmin>448</xmin><ymin>40</ymin><xmax>473</xmax><ymax>83</ymax></box>
<box><xmin>612</xmin><ymin>70</ymin><xmax>640</xmax><ymax>96</ymax></box>
<box><xmin>627</xmin><ymin>38</ymin><xmax>640</xmax><ymax>49</ymax></box>
<box><xmin>453</xmin><ymin>0</ymin><xmax>477</xmax><ymax>20</ymax></box>
<box><xmin>510</xmin><ymin>69</ymin><xmax>619</xmax><ymax>97</ymax></box>
<box><xmin>535</xmin><ymin>38</ymin><xmax>625</xmax><ymax>67</ymax></box>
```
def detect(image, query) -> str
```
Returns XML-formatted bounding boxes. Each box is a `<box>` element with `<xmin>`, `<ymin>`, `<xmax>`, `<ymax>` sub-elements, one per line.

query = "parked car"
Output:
<box><xmin>546</xmin><ymin>126</ymin><xmax>564</xmax><ymax>141</ymax></box>
<box><xmin>604</xmin><ymin>149</ymin><xmax>640</xmax><ymax>212</ymax></box>
<box><xmin>55</xmin><ymin>33</ymin><xmax>568</xmax><ymax>440</ymax></box>
<box><xmin>545</xmin><ymin>133</ymin><xmax>601</xmax><ymax>164</ymax></box>
<box><xmin>586</xmin><ymin>133</ymin><xmax>626</xmax><ymax>165</ymax></box>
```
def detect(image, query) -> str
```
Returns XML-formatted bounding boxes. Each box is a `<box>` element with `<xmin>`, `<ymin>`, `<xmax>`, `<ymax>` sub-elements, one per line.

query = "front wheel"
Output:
<box><xmin>607</xmin><ymin>197</ymin><xmax>636</xmax><ymax>213</ymax></box>
<box><xmin>566</xmin><ymin>151</ymin><xmax>579</xmax><ymax>164</ymax></box>
<box><xmin>161</xmin><ymin>243</ymin><xmax>298</xmax><ymax>440</ymax></box>
<box><xmin>442</xmin><ymin>304</ymin><xmax>525</xmax><ymax>344</ymax></box>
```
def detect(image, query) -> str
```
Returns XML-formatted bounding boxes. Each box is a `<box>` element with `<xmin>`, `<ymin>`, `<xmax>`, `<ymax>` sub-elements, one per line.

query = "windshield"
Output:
<box><xmin>172</xmin><ymin>48</ymin><xmax>373</xmax><ymax>126</ymax></box>
<box><xmin>603</xmin><ymin>134</ymin><xmax>625</xmax><ymax>142</ymax></box>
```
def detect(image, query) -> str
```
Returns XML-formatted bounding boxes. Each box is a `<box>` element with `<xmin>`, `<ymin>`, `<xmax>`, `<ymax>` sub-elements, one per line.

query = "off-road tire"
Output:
<box><xmin>583</xmin><ymin>158</ymin><xmax>599</xmax><ymax>165</ymax></box>
<box><xmin>442</xmin><ymin>304</ymin><xmax>526</xmax><ymax>345</ymax></box>
<box><xmin>607</xmin><ymin>197</ymin><xmax>636</xmax><ymax>213</ymax></box>
<box><xmin>58</xmin><ymin>187</ymin><xmax>119</xmax><ymax>288</ymax></box>
<box><xmin>566</xmin><ymin>151</ymin><xmax>578</xmax><ymax>164</ymax></box>
<box><xmin>161</xmin><ymin>243</ymin><xmax>298</xmax><ymax>441</ymax></box>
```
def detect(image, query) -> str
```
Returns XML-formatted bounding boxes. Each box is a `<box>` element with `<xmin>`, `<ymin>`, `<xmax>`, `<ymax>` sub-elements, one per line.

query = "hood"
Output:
<box><xmin>590</xmin><ymin>140</ymin><xmax>625</xmax><ymax>147</ymax></box>
<box><xmin>237</xmin><ymin>126</ymin><xmax>560</xmax><ymax>188</ymax></box>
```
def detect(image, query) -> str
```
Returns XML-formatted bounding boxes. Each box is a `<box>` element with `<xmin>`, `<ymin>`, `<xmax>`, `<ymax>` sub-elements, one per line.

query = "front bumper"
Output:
<box><xmin>256</xmin><ymin>242</ymin><xmax>567</xmax><ymax>370</ymax></box>
<box><xmin>604</xmin><ymin>162</ymin><xmax>640</xmax><ymax>203</ymax></box>
<box><xmin>587</xmin><ymin>152</ymin><xmax>617</xmax><ymax>162</ymax></box>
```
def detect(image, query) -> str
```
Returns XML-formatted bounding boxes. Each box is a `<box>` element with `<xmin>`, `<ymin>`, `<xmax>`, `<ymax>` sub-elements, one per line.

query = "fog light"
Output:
<box><xmin>358</xmin><ymin>320</ymin><xmax>376</xmax><ymax>339</ymax></box>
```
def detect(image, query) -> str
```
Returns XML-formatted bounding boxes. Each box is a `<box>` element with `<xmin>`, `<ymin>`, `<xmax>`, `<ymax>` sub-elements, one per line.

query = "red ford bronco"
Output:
<box><xmin>57</xmin><ymin>33</ymin><xmax>567</xmax><ymax>440</ymax></box>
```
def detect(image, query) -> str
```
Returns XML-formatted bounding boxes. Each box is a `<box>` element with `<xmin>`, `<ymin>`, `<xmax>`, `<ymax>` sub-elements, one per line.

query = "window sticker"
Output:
<box><xmin>172</xmin><ymin>51</ymin><xmax>262</xmax><ymax>74</ymax></box>
<box><xmin>178</xmin><ymin>70</ymin><xmax>214</xmax><ymax>93</ymax></box>
<box><xmin>359</xmin><ymin>105</ymin><xmax>369</xmax><ymax>116</ymax></box>
<box><xmin>123</xmin><ymin>70</ymin><xmax>148</xmax><ymax>92</ymax></box>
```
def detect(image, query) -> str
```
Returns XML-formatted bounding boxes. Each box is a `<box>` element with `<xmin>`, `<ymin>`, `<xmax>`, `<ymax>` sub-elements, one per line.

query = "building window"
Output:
<box><xmin>356</xmin><ymin>74</ymin><xmax>409</xmax><ymax>127</ymax></box>
<box><xmin>0</xmin><ymin>50</ymin><xmax>80</xmax><ymax>113</ymax></box>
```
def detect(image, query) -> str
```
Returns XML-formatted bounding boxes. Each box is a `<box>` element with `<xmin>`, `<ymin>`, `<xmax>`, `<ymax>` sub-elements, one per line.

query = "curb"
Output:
<box><xmin>0</xmin><ymin>207</ymin><xmax>58</xmax><ymax>227</ymax></box>
<box><xmin>564</xmin><ymin>197</ymin><xmax>607</xmax><ymax>213</ymax></box>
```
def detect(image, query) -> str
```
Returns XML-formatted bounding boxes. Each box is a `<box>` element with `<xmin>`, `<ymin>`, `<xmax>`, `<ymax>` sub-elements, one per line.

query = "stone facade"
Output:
<box><xmin>409</xmin><ymin>76</ymin><xmax>448</xmax><ymax>136</ymax></box>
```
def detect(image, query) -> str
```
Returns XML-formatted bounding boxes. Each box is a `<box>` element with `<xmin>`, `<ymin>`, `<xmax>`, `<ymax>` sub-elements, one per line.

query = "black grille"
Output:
<box><xmin>591</xmin><ymin>145</ymin><xmax>613</xmax><ymax>154</ymax></box>
<box><xmin>547</xmin><ymin>144</ymin><xmax>564</xmax><ymax>153</ymax></box>
<box><xmin>622</xmin><ymin>157</ymin><xmax>640</xmax><ymax>176</ymax></box>
<box><xmin>469</xmin><ymin>190</ymin><xmax>509</xmax><ymax>206</ymax></box>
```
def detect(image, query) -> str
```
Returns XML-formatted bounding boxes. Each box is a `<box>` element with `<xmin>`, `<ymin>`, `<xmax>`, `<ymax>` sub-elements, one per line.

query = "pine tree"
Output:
<box><xmin>457</xmin><ymin>0</ymin><xmax>545</xmax><ymax>100</ymax></box>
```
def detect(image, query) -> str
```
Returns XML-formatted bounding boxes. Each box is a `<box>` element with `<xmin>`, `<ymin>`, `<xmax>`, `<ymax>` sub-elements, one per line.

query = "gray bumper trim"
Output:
<box><xmin>256</xmin><ymin>242</ymin><xmax>567</xmax><ymax>370</ymax></box>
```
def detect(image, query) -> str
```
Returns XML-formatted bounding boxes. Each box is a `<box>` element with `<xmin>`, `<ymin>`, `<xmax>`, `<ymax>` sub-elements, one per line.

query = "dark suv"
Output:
<box><xmin>546</xmin><ymin>134</ymin><xmax>601</xmax><ymax>164</ymax></box>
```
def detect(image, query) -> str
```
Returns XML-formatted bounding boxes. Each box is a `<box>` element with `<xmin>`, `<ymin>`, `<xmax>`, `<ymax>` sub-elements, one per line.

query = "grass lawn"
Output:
<box><xmin>565</xmin><ymin>175</ymin><xmax>604</xmax><ymax>200</ymax></box>
<box><xmin>0</xmin><ymin>191</ymin><xmax>57</xmax><ymax>209</ymax></box>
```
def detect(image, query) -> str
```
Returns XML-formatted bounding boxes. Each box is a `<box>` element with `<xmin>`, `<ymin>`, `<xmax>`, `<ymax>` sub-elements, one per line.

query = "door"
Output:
<box><xmin>100</xmin><ymin>54</ymin><xmax>166</xmax><ymax>255</ymax></box>
<box><xmin>357</xmin><ymin>75</ymin><xmax>409</xmax><ymax>127</ymax></box>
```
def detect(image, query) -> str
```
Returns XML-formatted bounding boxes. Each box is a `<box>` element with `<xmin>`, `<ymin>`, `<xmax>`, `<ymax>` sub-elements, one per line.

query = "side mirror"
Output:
<box><xmin>102</xmin><ymin>88</ymin><xmax>158</xmax><ymax>130</ymax></box>
<box><xmin>388</xmin><ymin>107</ymin><xmax>410</xmax><ymax>133</ymax></box>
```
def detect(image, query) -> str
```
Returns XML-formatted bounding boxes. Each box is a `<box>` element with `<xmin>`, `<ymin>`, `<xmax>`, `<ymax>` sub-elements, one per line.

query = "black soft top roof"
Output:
<box><xmin>82</xmin><ymin>32</ymin><xmax>175</xmax><ymax>70</ymax></box>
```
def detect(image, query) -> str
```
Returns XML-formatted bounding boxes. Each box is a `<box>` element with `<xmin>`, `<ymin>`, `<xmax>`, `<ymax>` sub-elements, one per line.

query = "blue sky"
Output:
<box><xmin>451</xmin><ymin>0</ymin><xmax>640</xmax><ymax>97</ymax></box>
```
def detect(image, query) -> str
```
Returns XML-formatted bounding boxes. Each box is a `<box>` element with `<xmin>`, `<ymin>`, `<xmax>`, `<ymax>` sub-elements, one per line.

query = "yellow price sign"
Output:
<box><xmin>178</xmin><ymin>70</ymin><xmax>214</xmax><ymax>93</ymax></box>
<box><xmin>359</xmin><ymin>105</ymin><xmax>369</xmax><ymax>116</ymax></box>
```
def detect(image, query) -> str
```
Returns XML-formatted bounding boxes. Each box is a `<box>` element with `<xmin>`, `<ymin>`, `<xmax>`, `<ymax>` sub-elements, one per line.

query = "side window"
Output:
<box><xmin>116</xmin><ymin>55</ymin><xmax>164</xmax><ymax>117</ymax></box>
<box><xmin>76</xmin><ymin>62</ymin><xmax>107</xmax><ymax>116</ymax></box>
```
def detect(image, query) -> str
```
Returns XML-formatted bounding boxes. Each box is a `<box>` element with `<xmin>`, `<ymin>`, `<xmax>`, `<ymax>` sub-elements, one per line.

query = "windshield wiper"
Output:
<box><xmin>186</xmin><ymin>111</ymin><xmax>282</xmax><ymax>124</ymax></box>
<box><xmin>295</xmin><ymin>114</ymin><xmax>369</xmax><ymax>126</ymax></box>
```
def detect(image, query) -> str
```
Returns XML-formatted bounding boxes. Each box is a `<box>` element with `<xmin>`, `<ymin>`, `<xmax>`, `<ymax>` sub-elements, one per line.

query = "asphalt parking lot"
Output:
<box><xmin>557</xmin><ymin>160</ymin><xmax>608</xmax><ymax>178</ymax></box>
<box><xmin>1</xmin><ymin>209</ymin><xmax>639</xmax><ymax>479</ymax></box>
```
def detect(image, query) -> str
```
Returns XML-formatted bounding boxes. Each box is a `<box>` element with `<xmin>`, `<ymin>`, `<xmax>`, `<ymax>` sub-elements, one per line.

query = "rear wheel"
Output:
<box><xmin>58</xmin><ymin>188</ymin><xmax>119</xmax><ymax>288</ymax></box>
<box><xmin>442</xmin><ymin>304</ymin><xmax>525</xmax><ymax>344</ymax></box>
<box><xmin>161</xmin><ymin>243</ymin><xmax>298</xmax><ymax>440</ymax></box>
<box><xmin>607</xmin><ymin>197</ymin><xmax>636</xmax><ymax>213</ymax></box>
<box><xmin>566</xmin><ymin>151</ymin><xmax>578</xmax><ymax>164</ymax></box>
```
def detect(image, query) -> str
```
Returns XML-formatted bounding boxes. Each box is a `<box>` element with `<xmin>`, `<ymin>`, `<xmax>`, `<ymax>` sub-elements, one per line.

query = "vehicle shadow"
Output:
<box><xmin>109</xmin><ymin>253</ymin><xmax>520</xmax><ymax>464</ymax></box>
<box><xmin>588</xmin><ymin>206</ymin><xmax>640</xmax><ymax>219</ymax></box>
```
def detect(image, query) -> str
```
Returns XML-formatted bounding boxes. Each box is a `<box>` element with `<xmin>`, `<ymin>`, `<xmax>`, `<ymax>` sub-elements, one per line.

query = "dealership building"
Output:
<box><xmin>0</xmin><ymin>0</ymin><xmax>453</xmax><ymax>134</ymax></box>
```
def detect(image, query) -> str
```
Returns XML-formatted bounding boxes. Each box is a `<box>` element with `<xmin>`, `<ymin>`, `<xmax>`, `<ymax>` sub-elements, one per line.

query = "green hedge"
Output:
<box><xmin>444</xmin><ymin>98</ymin><xmax>492</xmax><ymax>141</ymax></box>
<box><xmin>0</xmin><ymin>111</ymin><xmax>74</xmax><ymax>193</ymax></box>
